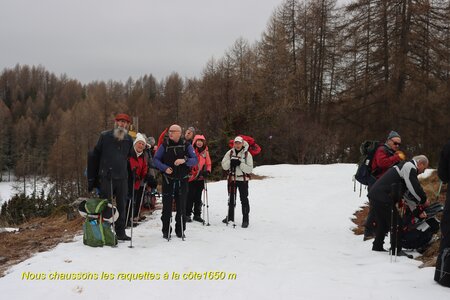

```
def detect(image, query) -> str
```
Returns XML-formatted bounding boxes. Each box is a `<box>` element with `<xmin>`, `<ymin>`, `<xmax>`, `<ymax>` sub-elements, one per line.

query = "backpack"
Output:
<box><xmin>78</xmin><ymin>198</ymin><xmax>118</xmax><ymax>247</ymax></box>
<box><xmin>228</xmin><ymin>135</ymin><xmax>261</xmax><ymax>157</ymax></box>
<box><xmin>157</xmin><ymin>127</ymin><xmax>169</xmax><ymax>149</ymax></box>
<box><xmin>354</xmin><ymin>140</ymin><xmax>380</xmax><ymax>186</ymax></box>
<box><xmin>435</xmin><ymin>248</ymin><xmax>450</xmax><ymax>287</ymax></box>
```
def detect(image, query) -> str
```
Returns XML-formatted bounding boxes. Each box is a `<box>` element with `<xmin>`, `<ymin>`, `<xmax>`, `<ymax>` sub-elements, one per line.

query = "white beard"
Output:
<box><xmin>113</xmin><ymin>126</ymin><xmax>128</xmax><ymax>141</ymax></box>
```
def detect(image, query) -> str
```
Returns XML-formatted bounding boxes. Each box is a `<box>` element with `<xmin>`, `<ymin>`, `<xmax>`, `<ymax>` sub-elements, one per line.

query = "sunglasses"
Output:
<box><xmin>393</xmin><ymin>142</ymin><xmax>401</xmax><ymax>146</ymax></box>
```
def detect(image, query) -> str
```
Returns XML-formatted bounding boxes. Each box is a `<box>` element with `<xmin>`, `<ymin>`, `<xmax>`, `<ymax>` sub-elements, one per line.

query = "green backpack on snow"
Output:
<box><xmin>79</xmin><ymin>198</ymin><xmax>118</xmax><ymax>247</ymax></box>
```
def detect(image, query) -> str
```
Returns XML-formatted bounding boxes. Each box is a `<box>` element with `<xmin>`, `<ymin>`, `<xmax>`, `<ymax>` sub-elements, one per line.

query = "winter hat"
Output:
<box><xmin>115</xmin><ymin>113</ymin><xmax>131</xmax><ymax>123</ymax></box>
<box><xmin>134</xmin><ymin>133</ymin><xmax>147</xmax><ymax>146</ymax></box>
<box><xmin>147</xmin><ymin>136</ymin><xmax>156</xmax><ymax>147</ymax></box>
<box><xmin>387</xmin><ymin>130</ymin><xmax>401</xmax><ymax>140</ymax></box>
<box><xmin>234</xmin><ymin>136</ymin><xmax>244</xmax><ymax>143</ymax></box>
<box><xmin>187</xmin><ymin>126</ymin><xmax>196</xmax><ymax>134</ymax></box>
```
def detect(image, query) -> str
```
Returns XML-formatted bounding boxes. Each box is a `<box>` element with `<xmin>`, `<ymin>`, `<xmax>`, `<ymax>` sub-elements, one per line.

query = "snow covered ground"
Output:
<box><xmin>0</xmin><ymin>164</ymin><xmax>448</xmax><ymax>299</ymax></box>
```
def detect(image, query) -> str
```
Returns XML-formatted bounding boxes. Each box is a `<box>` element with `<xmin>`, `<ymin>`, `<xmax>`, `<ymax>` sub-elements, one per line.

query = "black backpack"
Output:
<box><xmin>435</xmin><ymin>248</ymin><xmax>450</xmax><ymax>287</ymax></box>
<box><xmin>354</xmin><ymin>140</ymin><xmax>380</xmax><ymax>186</ymax></box>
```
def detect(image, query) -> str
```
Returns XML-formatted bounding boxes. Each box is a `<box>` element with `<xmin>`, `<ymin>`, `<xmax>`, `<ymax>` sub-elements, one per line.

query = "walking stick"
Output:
<box><xmin>137</xmin><ymin>182</ymin><xmax>147</xmax><ymax>221</ymax></box>
<box><xmin>203</xmin><ymin>180</ymin><xmax>210</xmax><ymax>226</ymax></box>
<box><xmin>129</xmin><ymin>168</ymin><xmax>136</xmax><ymax>248</ymax></box>
<box><xmin>109</xmin><ymin>168</ymin><xmax>117</xmax><ymax>248</ymax></box>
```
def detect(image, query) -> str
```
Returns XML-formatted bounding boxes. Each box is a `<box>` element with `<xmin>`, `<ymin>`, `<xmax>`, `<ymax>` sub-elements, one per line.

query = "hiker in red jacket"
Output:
<box><xmin>127</xmin><ymin>133</ymin><xmax>149</xmax><ymax>226</ymax></box>
<box><xmin>364</xmin><ymin>130</ymin><xmax>406</xmax><ymax>240</ymax></box>
<box><xmin>186</xmin><ymin>135</ymin><xmax>212</xmax><ymax>223</ymax></box>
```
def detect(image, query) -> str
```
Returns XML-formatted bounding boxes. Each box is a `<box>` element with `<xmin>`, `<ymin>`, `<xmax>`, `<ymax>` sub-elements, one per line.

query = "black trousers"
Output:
<box><xmin>439</xmin><ymin>191</ymin><xmax>450</xmax><ymax>252</ymax></box>
<box><xmin>186</xmin><ymin>180</ymin><xmax>204</xmax><ymax>217</ymax></box>
<box><xmin>364</xmin><ymin>179</ymin><xmax>377</xmax><ymax>233</ymax></box>
<box><xmin>227</xmin><ymin>180</ymin><xmax>250</xmax><ymax>221</ymax></box>
<box><xmin>371</xmin><ymin>199</ymin><xmax>402</xmax><ymax>252</ymax></box>
<box><xmin>161</xmin><ymin>178</ymin><xmax>188</xmax><ymax>235</ymax></box>
<box><xmin>99</xmin><ymin>177</ymin><xmax>128</xmax><ymax>235</ymax></box>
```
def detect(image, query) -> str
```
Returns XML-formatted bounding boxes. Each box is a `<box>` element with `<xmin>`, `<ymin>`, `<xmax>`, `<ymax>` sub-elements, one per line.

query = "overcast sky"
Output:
<box><xmin>1</xmin><ymin>0</ymin><xmax>350</xmax><ymax>84</ymax></box>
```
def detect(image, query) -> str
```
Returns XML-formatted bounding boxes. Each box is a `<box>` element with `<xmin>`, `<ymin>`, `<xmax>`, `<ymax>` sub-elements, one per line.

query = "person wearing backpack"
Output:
<box><xmin>186</xmin><ymin>135</ymin><xmax>212</xmax><ymax>223</ymax></box>
<box><xmin>153</xmin><ymin>124</ymin><xmax>198</xmax><ymax>239</ymax></box>
<box><xmin>89</xmin><ymin>113</ymin><xmax>133</xmax><ymax>241</ymax></box>
<box><xmin>363</xmin><ymin>131</ymin><xmax>406</xmax><ymax>240</ymax></box>
<box><xmin>368</xmin><ymin>155</ymin><xmax>429</xmax><ymax>257</ymax></box>
<box><xmin>221</xmin><ymin>136</ymin><xmax>254</xmax><ymax>228</ymax></box>
<box><xmin>435</xmin><ymin>139</ymin><xmax>450</xmax><ymax>286</ymax></box>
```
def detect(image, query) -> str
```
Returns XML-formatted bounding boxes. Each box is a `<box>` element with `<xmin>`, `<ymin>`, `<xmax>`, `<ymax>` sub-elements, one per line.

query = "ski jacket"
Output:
<box><xmin>368</xmin><ymin>160</ymin><xmax>427</xmax><ymax>205</ymax></box>
<box><xmin>221</xmin><ymin>141</ymin><xmax>253</xmax><ymax>181</ymax></box>
<box><xmin>92</xmin><ymin>130</ymin><xmax>133</xmax><ymax>180</ymax></box>
<box><xmin>128</xmin><ymin>149</ymin><xmax>148</xmax><ymax>191</ymax></box>
<box><xmin>153</xmin><ymin>138</ymin><xmax>198</xmax><ymax>180</ymax></box>
<box><xmin>189</xmin><ymin>135</ymin><xmax>212</xmax><ymax>182</ymax></box>
<box><xmin>371</xmin><ymin>144</ymin><xmax>401</xmax><ymax>179</ymax></box>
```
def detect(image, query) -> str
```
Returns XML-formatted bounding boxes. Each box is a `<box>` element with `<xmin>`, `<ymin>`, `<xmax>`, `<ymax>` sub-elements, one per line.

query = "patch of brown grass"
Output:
<box><xmin>0</xmin><ymin>214</ymin><xmax>83</xmax><ymax>277</ymax></box>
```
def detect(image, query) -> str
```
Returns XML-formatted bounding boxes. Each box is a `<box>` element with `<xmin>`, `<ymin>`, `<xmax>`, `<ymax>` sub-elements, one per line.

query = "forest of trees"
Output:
<box><xmin>0</xmin><ymin>0</ymin><xmax>449</xmax><ymax>204</ymax></box>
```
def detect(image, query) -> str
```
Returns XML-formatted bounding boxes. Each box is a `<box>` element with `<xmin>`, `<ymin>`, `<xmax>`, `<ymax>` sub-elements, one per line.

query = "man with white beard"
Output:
<box><xmin>90</xmin><ymin>113</ymin><xmax>133</xmax><ymax>241</ymax></box>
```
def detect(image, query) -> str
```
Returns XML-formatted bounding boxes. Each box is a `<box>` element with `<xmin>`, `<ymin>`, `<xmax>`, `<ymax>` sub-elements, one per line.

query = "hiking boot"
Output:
<box><xmin>193</xmin><ymin>215</ymin><xmax>204</xmax><ymax>223</ymax></box>
<box><xmin>396</xmin><ymin>250</ymin><xmax>413</xmax><ymax>259</ymax></box>
<box><xmin>162</xmin><ymin>227</ymin><xmax>172</xmax><ymax>239</ymax></box>
<box><xmin>372</xmin><ymin>246</ymin><xmax>387</xmax><ymax>252</ymax></box>
<box><xmin>222</xmin><ymin>217</ymin><xmax>233</xmax><ymax>224</ymax></box>
<box><xmin>117</xmin><ymin>234</ymin><xmax>131</xmax><ymax>241</ymax></box>
<box><xmin>242</xmin><ymin>214</ymin><xmax>249</xmax><ymax>228</ymax></box>
<box><xmin>363</xmin><ymin>234</ymin><xmax>374</xmax><ymax>241</ymax></box>
<box><xmin>175</xmin><ymin>230</ymin><xmax>185</xmax><ymax>238</ymax></box>
<box><xmin>185</xmin><ymin>216</ymin><xmax>193</xmax><ymax>223</ymax></box>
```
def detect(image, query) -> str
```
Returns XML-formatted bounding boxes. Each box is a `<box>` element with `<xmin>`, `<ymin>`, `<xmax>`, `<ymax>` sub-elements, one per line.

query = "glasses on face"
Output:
<box><xmin>169</xmin><ymin>130</ymin><xmax>181</xmax><ymax>133</ymax></box>
<box><xmin>393</xmin><ymin>142</ymin><xmax>401</xmax><ymax>146</ymax></box>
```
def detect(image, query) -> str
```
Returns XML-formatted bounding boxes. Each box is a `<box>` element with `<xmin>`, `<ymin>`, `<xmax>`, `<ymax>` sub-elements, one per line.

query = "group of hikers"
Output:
<box><xmin>87</xmin><ymin>113</ymin><xmax>254</xmax><ymax>241</ymax></box>
<box><xmin>356</xmin><ymin>130</ymin><xmax>450</xmax><ymax>285</ymax></box>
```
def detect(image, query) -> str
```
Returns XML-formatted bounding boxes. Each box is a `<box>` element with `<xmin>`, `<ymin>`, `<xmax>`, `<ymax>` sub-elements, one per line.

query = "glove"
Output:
<box><xmin>396</xmin><ymin>151</ymin><xmax>406</xmax><ymax>160</ymax></box>
<box><xmin>230</xmin><ymin>157</ymin><xmax>241</xmax><ymax>168</ymax></box>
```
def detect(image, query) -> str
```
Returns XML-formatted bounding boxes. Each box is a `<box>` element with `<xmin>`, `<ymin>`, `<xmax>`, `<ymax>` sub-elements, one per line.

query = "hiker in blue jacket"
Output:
<box><xmin>153</xmin><ymin>124</ymin><xmax>198</xmax><ymax>239</ymax></box>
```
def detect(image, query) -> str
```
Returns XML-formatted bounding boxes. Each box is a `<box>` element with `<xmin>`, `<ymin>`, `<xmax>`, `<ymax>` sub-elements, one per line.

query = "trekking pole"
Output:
<box><xmin>204</xmin><ymin>180</ymin><xmax>210</xmax><ymax>226</ymax></box>
<box><xmin>226</xmin><ymin>170</ymin><xmax>233</xmax><ymax>226</ymax></box>
<box><xmin>390</xmin><ymin>204</ymin><xmax>394</xmax><ymax>263</ymax></box>
<box><xmin>232</xmin><ymin>171</ymin><xmax>237</xmax><ymax>229</ymax></box>
<box><xmin>436</xmin><ymin>180</ymin><xmax>443</xmax><ymax>201</ymax></box>
<box><xmin>179</xmin><ymin>180</ymin><xmax>185</xmax><ymax>241</ymax></box>
<box><xmin>129</xmin><ymin>167</ymin><xmax>136</xmax><ymax>248</ymax></box>
<box><xmin>136</xmin><ymin>182</ymin><xmax>147</xmax><ymax>221</ymax></box>
<box><xmin>109</xmin><ymin>168</ymin><xmax>117</xmax><ymax>248</ymax></box>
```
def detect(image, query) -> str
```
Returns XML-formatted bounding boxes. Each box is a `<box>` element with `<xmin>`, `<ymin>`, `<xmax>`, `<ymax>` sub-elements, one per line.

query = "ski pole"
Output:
<box><xmin>179</xmin><ymin>180</ymin><xmax>185</xmax><ymax>241</ymax></box>
<box><xmin>109</xmin><ymin>168</ymin><xmax>117</xmax><ymax>248</ymax></box>
<box><xmin>137</xmin><ymin>182</ymin><xmax>147</xmax><ymax>221</ymax></box>
<box><xmin>232</xmin><ymin>171</ymin><xmax>237</xmax><ymax>229</ymax></box>
<box><xmin>204</xmin><ymin>179</ymin><xmax>210</xmax><ymax>226</ymax></box>
<box><xmin>129</xmin><ymin>167</ymin><xmax>136</xmax><ymax>248</ymax></box>
<box><xmin>390</xmin><ymin>204</ymin><xmax>394</xmax><ymax>263</ymax></box>
<box><xmin>226</xmin><ymin>170</ymin><xmax>234</xmax><ymax>226</ymax></box>
<box><xmin>436</xmin><ymin>180</ymin><xmax>443</xmax><ymax>201</ymax></box>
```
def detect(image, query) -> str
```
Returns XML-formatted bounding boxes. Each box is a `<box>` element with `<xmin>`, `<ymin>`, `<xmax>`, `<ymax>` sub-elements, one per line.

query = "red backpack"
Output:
<box><xmin>228</xmin><ymin>134</ymin><xmax>261</xmax><ymax>157</ymax></box>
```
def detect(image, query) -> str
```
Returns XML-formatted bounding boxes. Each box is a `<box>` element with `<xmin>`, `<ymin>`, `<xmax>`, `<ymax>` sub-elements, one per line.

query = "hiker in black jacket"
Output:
<box><xmin>438</xmin><ymin>140</ymin><xmax>450</xmax><ymax>251</ymax></box>
<box><xmin>89</xmin><ymin>113</ymin><xmax>134</xmax><ymax>241</ymax></box>
<box><xmin>368</xmin><ymin>155</ymin><xmax>429</xmax><ymax>258</ymax></box>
